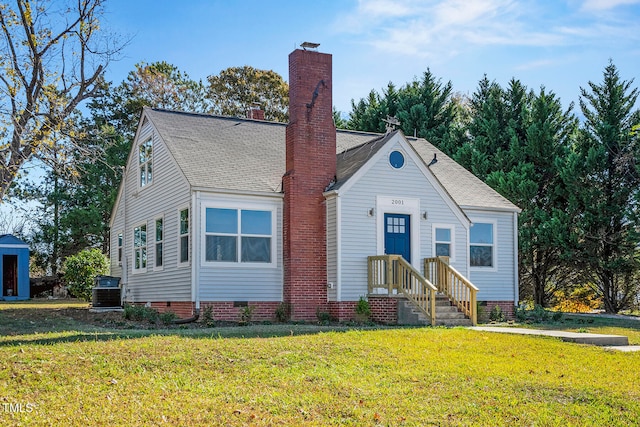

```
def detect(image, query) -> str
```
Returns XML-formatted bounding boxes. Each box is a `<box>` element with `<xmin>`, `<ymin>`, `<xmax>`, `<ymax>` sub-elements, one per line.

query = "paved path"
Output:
<box><xmin>470</xmin><ymin>326</ymin><xmax>639</xmax><ymax>351</ymax></box>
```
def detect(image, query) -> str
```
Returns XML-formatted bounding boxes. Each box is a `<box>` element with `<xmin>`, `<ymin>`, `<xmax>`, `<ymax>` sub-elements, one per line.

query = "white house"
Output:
<box><xmin>109</xmin><ymin>47</ymin><xmax>520</xmax><ymax>324</ymax></box>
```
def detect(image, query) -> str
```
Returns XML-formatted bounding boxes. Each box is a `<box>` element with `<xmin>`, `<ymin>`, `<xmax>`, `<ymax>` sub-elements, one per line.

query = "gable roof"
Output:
<box><xmin>0</xmin><ymin>234</ymin><xmax>29</xmax><ymax>247</ymax></box>
<box><xmin>141</xmin><ymin>107</ymin><xmax>519</xmax><ymax>212</ymax></box>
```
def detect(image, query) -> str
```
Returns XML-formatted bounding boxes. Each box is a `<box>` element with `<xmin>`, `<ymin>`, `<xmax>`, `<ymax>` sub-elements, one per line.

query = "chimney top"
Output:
<box><xmin>300</xmin><ymin>41</ymin><xmax>320</xmax><ymax>51</ymax></box>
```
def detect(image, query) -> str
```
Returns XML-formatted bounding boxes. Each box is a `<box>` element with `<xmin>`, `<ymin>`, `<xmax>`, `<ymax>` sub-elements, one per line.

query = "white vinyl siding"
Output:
<box><xmin>109</xmin><ymin>118</ymin><xmax>192</xmax><ymax>302</ymax></box>
<box><xmin>337</xmin><ymin>138</ymin><xmax>469</xmax><ymax>301</ymax></box>
<box><xmin>326</xmin><ymin>195</ymin><xmax>338</xmax><ymax>301</ymax></box>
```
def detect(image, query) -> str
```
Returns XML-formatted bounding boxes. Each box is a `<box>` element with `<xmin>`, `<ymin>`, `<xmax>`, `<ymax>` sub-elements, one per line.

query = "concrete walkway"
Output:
<box><xmin>470</xmin><ymin>326</ymin><xmax>640</xmax><ymax>352</ymax></box>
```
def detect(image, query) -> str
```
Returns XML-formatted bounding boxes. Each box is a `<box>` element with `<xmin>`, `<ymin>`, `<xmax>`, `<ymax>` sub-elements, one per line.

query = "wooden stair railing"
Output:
<box><xmin>368</xmin><ymin>255</ymin><xmax>437</xmax><ymax>325</ymax></box>
<box><xmin>424</xmin><ymin>256</ymin><xmax>478</xmax><ymax>325</ymax></box>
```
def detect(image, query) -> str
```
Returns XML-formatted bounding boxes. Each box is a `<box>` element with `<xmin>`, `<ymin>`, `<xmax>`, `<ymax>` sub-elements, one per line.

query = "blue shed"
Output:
<box><xmin>0</xmin><ymin>234</ymin><xmax>30</xmax><ymax>300</ymax></box>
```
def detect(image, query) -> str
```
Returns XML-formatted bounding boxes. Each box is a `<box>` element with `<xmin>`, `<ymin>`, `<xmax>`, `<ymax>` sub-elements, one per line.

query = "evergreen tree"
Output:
<box><xmin>347</xmin><ymin>72</ymin><xmax>463</xmax><ymax>155</ymax></box>
<box><xmin>562</xmin><ymin>62</ymin><xmax>640</xmax><ymax>313</ymax></box>
<box><xmin>487</xmin><ymin>87</ymin><xmax>578</xmax><ymax>306</ymax></box>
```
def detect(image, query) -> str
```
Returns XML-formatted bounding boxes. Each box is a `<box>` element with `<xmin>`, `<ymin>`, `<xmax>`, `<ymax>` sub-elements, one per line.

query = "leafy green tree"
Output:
<box><xmin>207</xmin><ymin>66</ymin><xmax>288</xmax><ymax>122</ymax></box>
<box><xmin>562</xmin><ymin>62</ymin><xmax>640</xmax><ymax>313</ymax></box>
<box><xmin>63</xmin><ymin>248</ymin><xmax>109</xmax><ymax>301</ymax></box>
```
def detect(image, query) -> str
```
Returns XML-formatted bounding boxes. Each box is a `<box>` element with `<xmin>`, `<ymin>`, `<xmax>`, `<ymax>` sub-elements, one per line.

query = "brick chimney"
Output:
<box><xmin>283</xmin><ymin>48</ymin><xmax>336</xmax><ymax>321</ymax></box>
<box><xmin>247</xmin><ymin>103</ymin><xmax>265</xmax><ymax>120</ymax></box>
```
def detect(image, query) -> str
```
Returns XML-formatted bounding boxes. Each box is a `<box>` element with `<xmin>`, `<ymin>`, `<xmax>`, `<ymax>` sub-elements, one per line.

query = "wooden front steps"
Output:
<box><xmin>398</xmin><ymin>294</ymin><xmax>472</xmax><ymax>327</ymax></box>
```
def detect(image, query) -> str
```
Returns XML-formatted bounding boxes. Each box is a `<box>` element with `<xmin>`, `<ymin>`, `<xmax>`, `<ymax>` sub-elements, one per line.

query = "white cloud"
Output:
<box><xmin>581</xmin><ymin>0</ymin><xmax>640</xmax><ymax>11</ymax></box>
<box><xmin>333</xmin><ymin>0</ymin><xmax>639</xmax><ymax>61</ymax></box>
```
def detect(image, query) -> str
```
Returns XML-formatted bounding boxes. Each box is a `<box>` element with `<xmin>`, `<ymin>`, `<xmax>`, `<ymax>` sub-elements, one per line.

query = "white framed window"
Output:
<box><xmin>202</xmin><ymin>206</ymin><xmax>276</xmax><ymax>267</ymax></box>
<box><xmin>155</xmin><ymin>217</ymin><xmax>164</xmax><ymax>270</ymax></box>
<box><xmin>433</xmin><ymin>224</ymin><xmax>455</xmax><ymax>261</ymax></box>
<box><xmin>133</xmin><ymin>223</ymin><xmax>147</xmax><ymax>273</ymax></box>
<box><xmin>139</xmin><ymin>138</ymin><xmax>153</xmax><ymax>188</ymax></box>
<box><xmin>470</xmin><ymin>221</ymin><xmax>496</xmax><ymax>269</ymax></box>
<box><xmin>117</xmin><ymin>232</ymin><xmax>123</xmax><ymax>266</ymax></box>
<box><xmin>178</xmin><ymin>208</ymin><xmax>189</xmax><ymax>266</ymax></box>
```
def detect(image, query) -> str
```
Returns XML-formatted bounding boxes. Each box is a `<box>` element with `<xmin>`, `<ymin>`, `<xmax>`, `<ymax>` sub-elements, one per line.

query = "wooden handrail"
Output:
<box><xmin>424</xmin><ymin>257</ymin><xmax>478</xmax><ymax>325</ymax></box>
<box><xmin>368</xmin><ymin>255</ymin><xmax>437</xmax><ymax>325</ymax></box>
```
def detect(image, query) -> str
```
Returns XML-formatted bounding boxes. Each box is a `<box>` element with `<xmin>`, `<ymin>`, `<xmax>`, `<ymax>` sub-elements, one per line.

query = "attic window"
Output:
<box><xmin>139</xmin><ymin>138</ymin><xmax>153</xmax><ymax>187</ymax></box>
<box><xmin>389</xmin><ymin>150</ymin><xmax>405</xmax><ymax>169</ymax></box>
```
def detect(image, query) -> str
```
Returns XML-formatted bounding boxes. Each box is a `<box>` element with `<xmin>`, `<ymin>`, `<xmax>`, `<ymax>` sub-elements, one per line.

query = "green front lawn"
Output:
<box><xmin>0</xmin><ymin>301</ymin><xmax>638</xmax><ymax>426</ymax></box>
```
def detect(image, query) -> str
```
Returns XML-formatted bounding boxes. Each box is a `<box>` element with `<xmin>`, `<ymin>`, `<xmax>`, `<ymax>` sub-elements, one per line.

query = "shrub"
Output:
<box><xmin>202</xmin><ymin>305</ymin><xmax>215</xmax><ymax>327</ymax></box>
<box><xmin>159</xmin><ymin>311</ymin><xmax>178</xmax><ymax>325</ymax></box>
<box><xmin>239</xmin><ymin>305</ymin><xmax>254</xmax><ymax>325</ymax></box>
<box><xmin>355</xmin><ymin>296</ymin><xmax>371</xmax><ymax>317</ymax></box>
<box><xmin>275</xmin><ymin>302</ymin><xmax>291</xmax><ymax>323</ymax></box>
<box><xmin>316</xmin><ymin>309</ymin><xmax>332</xmax><ymax>325</ymax></box>
<box><xmin>489</xmin><ymin>305</ymin><xmax>505</xmax><ymax>322</ymax></box>
<box><xmin>63</xmin><ymin>249</ymin><xmax>109</xmax><ymax>301</ymax></box>
<box><xmin>123</xmin><ymin>304</ymin><xmax>159</xmax><ymax>323</ymax></box>
<box><xmin>530</xmin><ymin>304</ymin><xmax>550</xmax><ymax>323</ymax></box>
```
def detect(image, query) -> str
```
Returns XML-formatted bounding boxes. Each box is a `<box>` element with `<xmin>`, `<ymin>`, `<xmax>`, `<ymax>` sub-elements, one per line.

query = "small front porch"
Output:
<box><xmin>367</xmin><ymin>255</ymin><xmax>478</xmax><ymax>326</ymax></box>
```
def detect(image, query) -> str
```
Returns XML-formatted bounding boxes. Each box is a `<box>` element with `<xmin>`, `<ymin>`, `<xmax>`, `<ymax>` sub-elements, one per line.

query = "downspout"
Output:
<box><xmin>336</xmin><ymin>193</ymin><xmax>342</xmax><ymax>302</ymax></box>
<box><xmin>191</xmin><ymin>190</ymin><xmax>201</xmax><ymax>315</ymax></box>
<box><xmin>513</xmin><ymin>211</ymin><xmax>519</xmax><ymax>304</ymax></box>
<box><xmin>120</xmin><ymin>166</ymin><xmax>128</xmax><ymax>305</ymax></box>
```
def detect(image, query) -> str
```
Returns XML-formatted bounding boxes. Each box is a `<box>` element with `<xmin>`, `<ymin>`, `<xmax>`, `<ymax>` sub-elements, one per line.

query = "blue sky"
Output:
<box><xmin>102</xmin><ymin>0</ymin><xmax>640</xmax><ymax>114</ymax></box>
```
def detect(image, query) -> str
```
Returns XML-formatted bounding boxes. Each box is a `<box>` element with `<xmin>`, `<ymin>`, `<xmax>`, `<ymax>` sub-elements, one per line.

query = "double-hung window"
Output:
<box><xmin>155</xmin><ymin>217</ymin><xmax>163</xmax><ymax>268</ymax></box>
<box><xmin>139</xmin><ymin>138</ymin><xmax>153</xmax><ymax>187</ymax></box>
<box><xmin>133</xmin><ymin>224</ymin><xmax>147</xmax><ymax>272</ymax></box>
<box><xmin>205</xmin><ymin>208</ymin><xmax>272</xmax><ymax>264</ymax></box>
<box><xmin>117</xmin><ymin>232</ymin><xmax>123</xmax><ymax>266</ymax></box>
<box><xmin>179</xmin><ymin>209</ymin><xmax>189</xmax><ymax>265</ymax></box>
<box><xmin>434</xmin><ymin>226</ymin><xmax>454</xmax><ymax>259</ymax></box>
<box><xmin>470</xmin><ymin>222</ymin><xmax>494</xmax><ymax>268</ymax></box>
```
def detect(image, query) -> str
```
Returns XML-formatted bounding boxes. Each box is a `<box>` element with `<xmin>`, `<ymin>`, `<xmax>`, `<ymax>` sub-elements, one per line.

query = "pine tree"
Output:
<box><xmin>487</xmin><ymin>87</ymin><xmax>578</xmax><ymax>306</ymax></box>
<box><xmin>563</xmin><ymin>62</ymin><xmax>640</xmax><ymax>313</ymax></box>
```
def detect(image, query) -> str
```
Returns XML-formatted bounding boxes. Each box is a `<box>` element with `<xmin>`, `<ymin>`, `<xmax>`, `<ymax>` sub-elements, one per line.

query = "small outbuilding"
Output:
<box><xmin>0</xmin><ymin>234</ymin><xmax>30</xmax><ymax>301</ymax></box>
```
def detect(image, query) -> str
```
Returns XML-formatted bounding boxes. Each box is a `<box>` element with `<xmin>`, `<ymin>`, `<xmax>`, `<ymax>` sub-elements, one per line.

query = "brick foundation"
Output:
<box><xmin>368</xmin><ymin>296</ymin><xmax>399</xmax><ymax>324</ymax></box>
<box><xmin>148</xmin><ymin>301</ymin><xmax>195</xmax><ymax>319</ymax></box>
<box><xmin>200</xmin><ymin>301</ymin><xmax>281</xmax><ymax>322</ymax></box>
<box><xmin>479</xmin><ymin>300</ymin><xmax>515</xmax><ymax>321</ymax></box>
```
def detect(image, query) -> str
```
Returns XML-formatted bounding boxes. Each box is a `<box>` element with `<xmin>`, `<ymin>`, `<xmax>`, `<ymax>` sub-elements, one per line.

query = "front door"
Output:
<box><xmin>3</xmin><ymin>255</ymin><xmax>18</xmax><ymax>297</ymax></box>
<box><xmin>384</xmin><ymin>213</ymin><xmax>411</xmax><ymax>262</ymax></box>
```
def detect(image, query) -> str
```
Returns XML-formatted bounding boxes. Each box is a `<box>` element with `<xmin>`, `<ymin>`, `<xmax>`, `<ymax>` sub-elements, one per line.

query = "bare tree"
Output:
<box><xmin>0</xmin><ymin>0</ymin><xmax>121</xmax><ymax>201</ymax></box>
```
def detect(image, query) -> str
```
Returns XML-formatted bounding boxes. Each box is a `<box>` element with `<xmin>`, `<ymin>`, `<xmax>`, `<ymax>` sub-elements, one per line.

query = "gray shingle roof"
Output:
<box><xmin>144</xmin><ymin>108</ymin><xmax>519</xmax><ymax>211</ymax></box>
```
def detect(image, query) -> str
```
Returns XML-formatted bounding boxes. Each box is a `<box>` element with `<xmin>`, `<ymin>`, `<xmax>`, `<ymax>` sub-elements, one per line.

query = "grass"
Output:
<box><xmin>1</xmin><ymin>301</ymin><xmax>639</xmax><ymax>426</ymax></box>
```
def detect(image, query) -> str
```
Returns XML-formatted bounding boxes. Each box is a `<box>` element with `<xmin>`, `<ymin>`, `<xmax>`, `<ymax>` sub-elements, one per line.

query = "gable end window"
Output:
<box><xmin>139</xmin><ymin>138</ymin><xmax>153</xmax><ymax>187</ymax></box>
<box><xmin>470</xmin><ymin>222</ymin><xmax>494</xmax><ymax>268</ymax></box>
<box><xmin>204</xmin><ymin>208</ymin><xmax>273</xmax><ymax>264</ymax></box>
<box><xmin>133</xmin><ymin>224</ymin><xmax>147</xmax><ymax>272</ymax></box>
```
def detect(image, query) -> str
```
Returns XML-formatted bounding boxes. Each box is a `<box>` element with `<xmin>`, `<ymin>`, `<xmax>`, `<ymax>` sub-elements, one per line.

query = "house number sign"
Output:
<box><xmin>391</xmin><ymin>199</ymin><xmax>405</xmax><ymax>205</ymax></box>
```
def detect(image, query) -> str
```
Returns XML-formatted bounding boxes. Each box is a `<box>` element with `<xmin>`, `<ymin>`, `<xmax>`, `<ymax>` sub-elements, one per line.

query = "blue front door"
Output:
<box><xmin>384</xmin><ymin>213</ymin><xmax>411</xmax><ymax>262</ymax></box>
